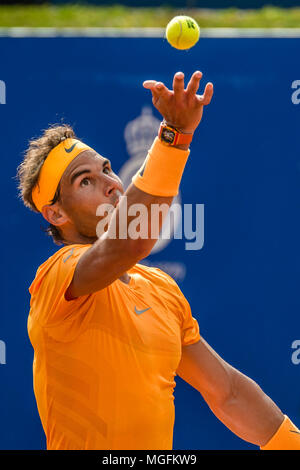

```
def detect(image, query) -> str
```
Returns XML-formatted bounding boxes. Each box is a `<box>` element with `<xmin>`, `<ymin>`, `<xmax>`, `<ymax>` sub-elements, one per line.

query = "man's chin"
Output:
<box><xmin>95</xmin><ymin>211</ymin><xmax>113</xmax><ymax>240</ymax></box>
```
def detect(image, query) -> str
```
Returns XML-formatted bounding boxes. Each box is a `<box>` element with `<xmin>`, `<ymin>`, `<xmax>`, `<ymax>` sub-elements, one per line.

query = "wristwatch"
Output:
<box><xmin>158</xmin><ymin>121</ymin><xmax>193</xmax><ymax>146</ymax></box>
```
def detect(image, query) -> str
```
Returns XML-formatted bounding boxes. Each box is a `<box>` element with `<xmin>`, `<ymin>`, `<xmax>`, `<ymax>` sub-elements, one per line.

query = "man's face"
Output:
<box><xmin>57</xmin><ymin>149</ymin><xmax>124</xmax><ymax>239</ymax></box>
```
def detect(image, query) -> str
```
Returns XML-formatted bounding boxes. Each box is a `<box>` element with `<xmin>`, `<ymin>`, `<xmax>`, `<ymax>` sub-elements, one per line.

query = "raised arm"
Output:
<box><xmin>66</xmin><ymin>71</ymin><xmax>213</xmax><ymax>298</ymax></box>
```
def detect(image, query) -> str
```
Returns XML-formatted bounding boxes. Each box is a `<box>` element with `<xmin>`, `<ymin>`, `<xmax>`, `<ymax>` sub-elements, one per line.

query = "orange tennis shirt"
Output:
<box><xmin>28</xmin><ymin>244</ymin><xmax>201</xmax><ymax>450</ymax></box>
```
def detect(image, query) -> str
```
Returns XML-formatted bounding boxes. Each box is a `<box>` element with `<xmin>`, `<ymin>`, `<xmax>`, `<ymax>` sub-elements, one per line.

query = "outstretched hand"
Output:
<box><xmin>143</xmin><ymin>71</ymin><xmax>213</xmax><ymax>134</ymax></box>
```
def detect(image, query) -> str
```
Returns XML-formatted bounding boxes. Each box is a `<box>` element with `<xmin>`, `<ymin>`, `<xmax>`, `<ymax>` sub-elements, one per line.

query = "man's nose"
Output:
<box><xmin>104</xmin><ymin>178</ymin><xmax>122</xmax><ymax>198</ymax></box>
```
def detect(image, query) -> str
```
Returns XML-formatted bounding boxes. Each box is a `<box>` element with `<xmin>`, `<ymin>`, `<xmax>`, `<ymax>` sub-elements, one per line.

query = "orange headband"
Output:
<box><xmin>32</xmin><ymin>138</ymin><xmax>92</xmax><ymax>212</ymax></box>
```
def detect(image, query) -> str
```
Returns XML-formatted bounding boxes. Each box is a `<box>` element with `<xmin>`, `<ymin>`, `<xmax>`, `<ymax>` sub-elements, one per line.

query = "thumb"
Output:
<box><xmin>143</xmin><ymin>80</ymin><xmax>158</xmax><ymax>89</ymax></box>
<box><xmin>143</xmin><ymin>80</ymin><xmax>162</xmax><ymax>103</ymax></box>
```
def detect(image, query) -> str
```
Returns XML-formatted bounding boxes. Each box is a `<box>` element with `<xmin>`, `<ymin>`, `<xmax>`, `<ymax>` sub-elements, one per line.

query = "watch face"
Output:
<box><xmin>161</xmin><ymin>128</ymin><xmax>176</xmax><ymax>144</ymax></box>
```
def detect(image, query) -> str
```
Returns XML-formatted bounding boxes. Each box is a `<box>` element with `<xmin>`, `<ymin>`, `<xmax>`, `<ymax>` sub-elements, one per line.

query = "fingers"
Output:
<box><xmin>143</xmin><ymin>80</ymin><xmax>158</xmax><ymax>90</ymax></box>
<box><xmin>173</xmin><ymin>72</ymin><xmax>185</xmax><ymax>99</ymax></box>
<box><xmin>143</xmin><ymin>80</ymin><xmax>158</xmax><ymax>101</ymax></box>
<box><xmin>186</xmin><ymin>71</ymin><xmax>203</xmax><ymax>97</ymax></box>
<box><xmin>143</xmin><ymin>80</ymin><xmax>170</xmax><ymax>105</ymax></box>
<box><xmin>197</xmin><ymin>82</ymin><xmax>214</xmax><ymax>106</ymax></box>
<box><xmin>143</xmin><ymin>75</ymin><xmax>214</xmax><ymax>109</ymax></box>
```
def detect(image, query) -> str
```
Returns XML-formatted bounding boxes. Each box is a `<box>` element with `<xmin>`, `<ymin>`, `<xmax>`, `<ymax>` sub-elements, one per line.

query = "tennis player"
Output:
<box><xmin>17</xmin><ymin>71</ymin><xmax>300</xmax><ymax>450</ymax></box>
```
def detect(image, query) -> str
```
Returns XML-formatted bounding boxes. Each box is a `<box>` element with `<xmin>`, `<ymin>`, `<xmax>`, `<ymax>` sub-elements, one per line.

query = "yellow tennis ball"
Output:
<box><xmin>166</xmin><ymin>16</ymin><xmax>200</xmax><ymax>50</ymax></box>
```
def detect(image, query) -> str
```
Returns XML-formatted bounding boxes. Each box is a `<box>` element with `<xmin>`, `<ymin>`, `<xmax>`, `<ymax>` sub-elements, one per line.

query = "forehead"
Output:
<box><xmin>62</xmin><ymin>149</ymin><xmax>107</xmax><ymax>180</ymax></box>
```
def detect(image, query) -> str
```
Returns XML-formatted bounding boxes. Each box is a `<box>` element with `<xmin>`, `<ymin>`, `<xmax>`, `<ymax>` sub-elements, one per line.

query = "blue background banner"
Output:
<box><xmin>0</xmin><ymin>34</ymin><xmax>300</xmax><ymax>450</ymax></box>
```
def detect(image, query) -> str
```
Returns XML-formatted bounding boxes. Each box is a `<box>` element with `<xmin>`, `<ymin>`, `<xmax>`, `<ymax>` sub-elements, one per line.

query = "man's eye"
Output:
<box><xmin>80</xmin><ymin>177</ymin><xmax>90</xmax><ymax>187</ymax></box>
<box><xmin>103</xmin><ymin>166</ymin><xmax>110</xmax><ymax>174</ymax></box>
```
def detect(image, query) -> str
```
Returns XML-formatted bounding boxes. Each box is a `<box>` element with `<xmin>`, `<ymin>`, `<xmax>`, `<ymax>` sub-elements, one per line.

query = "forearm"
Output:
<box><xmin>178</xmin><ymin>339</ymin><xmax>299</xmax><ymax>450</ymax></box>
<box><xmin>208</xmin><ymin>367</ymin><xmax>284</xmax><ymax>447</ymax></box>
<box><xmin>99</xmin><ymin>139</ymin><xmax>189</xmax><ymax>250</ymax></box>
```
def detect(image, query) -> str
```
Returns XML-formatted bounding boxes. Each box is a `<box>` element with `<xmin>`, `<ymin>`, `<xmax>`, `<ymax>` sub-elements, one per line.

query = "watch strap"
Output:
<box><xmin>158</xmin><ymin>122</ymin><xmax>193</xmax><ymax>146</ymax></box>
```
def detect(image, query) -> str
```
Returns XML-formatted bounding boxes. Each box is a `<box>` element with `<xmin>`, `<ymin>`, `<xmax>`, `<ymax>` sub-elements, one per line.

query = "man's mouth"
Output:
<box><xmin>113</xmin><ymin>190</ymin><xmax>123</xmax><ymax>208</ymax></box>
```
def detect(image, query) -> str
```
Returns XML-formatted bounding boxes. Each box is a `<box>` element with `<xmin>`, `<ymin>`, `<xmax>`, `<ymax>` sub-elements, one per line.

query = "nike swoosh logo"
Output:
<box><xmin>134</xmin><ymin>306</ymin><xmax>151</xmax><ymax>315</ymax></box>
<box><xmin>64</xmin><ymin>142</ymin><xmax>78</xmax><ymax>153</ymax></box>
<box><xmin>63</xmin><ymin>247</ymin><xmax>75</xmax><ymax>263</ymax></box>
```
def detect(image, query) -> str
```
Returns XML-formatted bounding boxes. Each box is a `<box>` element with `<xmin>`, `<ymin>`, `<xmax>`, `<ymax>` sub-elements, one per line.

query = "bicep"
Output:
<box><xmin>66</xmin><ymin>237</ymin><xmax>138</xmax><ymax>299</ymax></box>
<box><xmin>176</xmin><ymin>337</ymin><xmax>234</xmax><ymax>406</ymax></box>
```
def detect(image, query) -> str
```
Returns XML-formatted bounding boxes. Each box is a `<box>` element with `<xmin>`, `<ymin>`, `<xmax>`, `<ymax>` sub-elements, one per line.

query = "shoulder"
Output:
<box><xmin>134</xmin><ymin>263</ymin><xmax>178</xmax><ymax>286</ymax></box>
<box><xmin>134</xmin><ymin>263</ymin><xmax>186</xmax><ymax>300</ymax></box>
<box><xmin>43</xmin><ymin>243</ymin><xmax>90</xmax><ymax>267</ymax></box>
<box><xmin>29</xmin><ymin>244</ymin><xmax>91</xmax><ymax>296</ymax></box>
<box><xmin>134</xmin><ymin>264</ymin><xmax>194</xmax><ymax>327</ymax></box>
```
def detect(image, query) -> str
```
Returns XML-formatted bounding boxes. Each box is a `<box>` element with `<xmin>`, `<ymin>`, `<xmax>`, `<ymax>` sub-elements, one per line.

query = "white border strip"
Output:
<box><xmin>0</xmin><ymin>27</ymin><xmax>164</xmax><ymax>38</ymax></box>
<box><xmin>1</xmin><ymin>27</ymin><xmax>300</xmax><ymax>38</ymax></box>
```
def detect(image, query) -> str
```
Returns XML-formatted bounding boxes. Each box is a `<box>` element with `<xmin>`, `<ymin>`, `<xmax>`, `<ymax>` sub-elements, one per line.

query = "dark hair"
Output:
<box><xmin>16</xmin><ymin>124</ymin><xmax>76</xmax><ymax>245</ymax></box>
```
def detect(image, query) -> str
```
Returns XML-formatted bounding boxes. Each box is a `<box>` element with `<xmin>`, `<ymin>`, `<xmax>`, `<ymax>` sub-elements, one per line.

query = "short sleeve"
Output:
<box><xmin>151</xmin><ymin>267</ymin><xmax>201</xmax><ymax>347</ymax></box>
<box><xmin>29</xmin><ymin>244</ymin><xmax>93</xmax><ymax>329</ymax></box>
<box><xmin>180</xmin><ymin>295</ymin><xmax>201</xmax><ymax>347</ymax></box>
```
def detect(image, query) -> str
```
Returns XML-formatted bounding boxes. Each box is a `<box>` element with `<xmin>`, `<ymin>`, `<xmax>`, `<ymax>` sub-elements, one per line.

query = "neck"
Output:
<box><xmin>63</xmin><ymin>235</ymin><xmax>98</xmax><ymax>245</ymax></box>
<box><xmin>61</xmin><ymin>230</ymin><xmax>98</xmax><ymax>246</ymax></box>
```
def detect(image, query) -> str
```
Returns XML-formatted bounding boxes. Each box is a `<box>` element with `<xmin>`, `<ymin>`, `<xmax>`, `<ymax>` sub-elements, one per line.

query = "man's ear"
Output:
<box><xmin>41</xmin><ymin>203</ymin><xmax>70</xmax><ymax>227</ymax></box>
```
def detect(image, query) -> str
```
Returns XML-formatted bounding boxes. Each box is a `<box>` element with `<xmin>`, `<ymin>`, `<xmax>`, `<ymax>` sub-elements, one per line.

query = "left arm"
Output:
<box><xmin>176</xmin><ymin>336</ymin><xmax>284</xmax><ymax>447</ymax></box>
